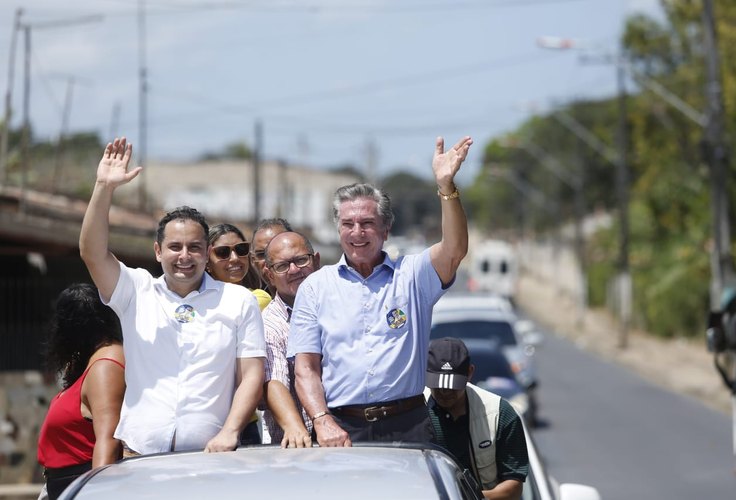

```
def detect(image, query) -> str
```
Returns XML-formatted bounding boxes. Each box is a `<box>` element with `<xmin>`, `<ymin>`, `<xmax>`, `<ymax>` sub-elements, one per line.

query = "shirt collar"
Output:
<box><xmin>272</xmin><ymin>293</ymin><xmax>293</xmax><ymax>322</ymax></box>
<box><xmin>337</xmin><ymin>251</ymin><xmax>395</xmax><ymax>276</ymax></box>
<box><xmin>154</xmin><ymin>272</ymin><xmax>215</xmax><ymax>298</ymax></box>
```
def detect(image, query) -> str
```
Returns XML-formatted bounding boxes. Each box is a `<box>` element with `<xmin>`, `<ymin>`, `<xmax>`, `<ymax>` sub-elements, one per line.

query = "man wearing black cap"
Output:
<box><xmin>425</xmin><ymin>337</ymin><xmax>529</xmax><ymax>500</ymax></box>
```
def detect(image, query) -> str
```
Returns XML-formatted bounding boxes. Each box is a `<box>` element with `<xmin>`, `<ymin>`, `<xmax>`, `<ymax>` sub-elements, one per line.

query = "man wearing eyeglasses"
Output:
<box><xmin>259</xmin><ymin>231</ymin><xmax>320</xmax><ymax>448</ymax></box>
<box><xmin>250</xmin><ymin>218</ymin><xmax>293</xmax><ymax>296</ymax></box>
<box><xmin>289</xmin><ymin>136</ymin><xmax>473</xmax><ymax>446</ymax></box>
<box><xmin>79</xmin><ymin>137</ymin><xmax>266</xmax><ymax>456</ymax></box>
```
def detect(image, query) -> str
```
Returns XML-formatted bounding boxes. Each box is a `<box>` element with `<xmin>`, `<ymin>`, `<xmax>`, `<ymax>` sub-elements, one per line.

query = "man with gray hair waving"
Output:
<box><xmin>289</xmin><ymin>136</ymin><xmax>473</xmax><ymax>446</ymax></box>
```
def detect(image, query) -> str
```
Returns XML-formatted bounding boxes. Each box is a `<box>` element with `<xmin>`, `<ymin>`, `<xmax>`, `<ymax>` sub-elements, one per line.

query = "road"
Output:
<box><xmin>529</xmin><ymin>330</ymin><xmax>736</xmax><ymax>499</ymax></box>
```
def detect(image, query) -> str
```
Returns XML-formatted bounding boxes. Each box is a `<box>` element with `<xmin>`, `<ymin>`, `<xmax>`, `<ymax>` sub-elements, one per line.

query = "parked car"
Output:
<box><xmin>460</xmin><ymin>337</ymin><xmax>530</xmax><ymax>419</ymax></box>
<box><xmin>431</xmin><ymin>293</ymin><xmax>543</xmax><ymax>425</ymax></box>
<box><xmin>58</xmin><ymin>436</ymin><xmax>600</xmax><ymax>500</ymax></box>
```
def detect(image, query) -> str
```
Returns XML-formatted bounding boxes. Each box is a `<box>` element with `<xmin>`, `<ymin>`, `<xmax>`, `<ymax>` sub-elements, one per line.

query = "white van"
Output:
<box><xmin>468</xmin><ymin>240</ymin><xmax>519</xmax><ymax>301</ymax></box>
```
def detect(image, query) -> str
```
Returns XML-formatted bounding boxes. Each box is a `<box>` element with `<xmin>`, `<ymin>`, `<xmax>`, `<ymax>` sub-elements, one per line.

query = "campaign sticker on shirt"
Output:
<box><xmin>386</xmin><ymin>308</ymin><xmax>407</xmax><ymax>329</ymax></box>
<box><xmin>174</xmin><ymin>304</ymin><xmax>195</xmax><ymax>323</ymax></box>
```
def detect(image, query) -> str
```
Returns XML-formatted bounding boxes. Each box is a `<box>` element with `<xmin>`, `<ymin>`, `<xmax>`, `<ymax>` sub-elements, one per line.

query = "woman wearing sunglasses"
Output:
<box><xmin>207</xmin><ymin>223</ymin><xmax>271</xmax><ymax>311</ymax></box>
<box><xmin>206</xmin><ymin>223</ymin><xmax>270</xmax><ymax>445</ymax></box>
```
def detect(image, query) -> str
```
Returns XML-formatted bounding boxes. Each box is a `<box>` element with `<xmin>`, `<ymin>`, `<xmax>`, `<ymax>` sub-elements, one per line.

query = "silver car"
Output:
<box><xmin>59</xmin><ymin>444</ymin><xmax>484</xmax><ymax>500</ymax></box>
<box><xmin>58</xmin><ymin>437</ymin><xmax>599</xmax><ymax>500</ymax></box>
<box><xmin>431</xmin><ymin>293</ymin><xmax>543</xmax><ymax>424</ymax></box>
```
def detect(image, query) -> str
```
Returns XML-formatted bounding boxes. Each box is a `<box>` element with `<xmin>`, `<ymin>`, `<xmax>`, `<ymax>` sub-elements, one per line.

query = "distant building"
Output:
<box><xmin>117</xmin><ymin>159</ymin><xmax>362</xmax><ymax>244</ymax></box>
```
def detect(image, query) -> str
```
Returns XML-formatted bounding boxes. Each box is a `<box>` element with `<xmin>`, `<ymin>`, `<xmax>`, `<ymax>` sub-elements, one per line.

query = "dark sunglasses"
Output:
<box><xmin>212</xmin><ymin>242</ymin><xmax>250</xmax><ymax>260</ymax></box>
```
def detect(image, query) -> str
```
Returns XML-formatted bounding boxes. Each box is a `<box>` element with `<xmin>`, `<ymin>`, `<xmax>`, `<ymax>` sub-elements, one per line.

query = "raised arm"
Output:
<box><xmin>429</xmin><ymin>136</ymin><xmax>473</xmax><ymax>286</ymax></box>
<box><xmin>79</xmin><ymin>138</ymin><xmax>142</xmax><ymax>302</ymax></box>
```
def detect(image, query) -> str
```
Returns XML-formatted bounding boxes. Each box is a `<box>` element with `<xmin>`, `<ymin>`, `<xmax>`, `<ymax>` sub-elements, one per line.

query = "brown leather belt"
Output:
<box><xmin>330</xmin><ymin>394</ymin><xmax>425</xmax><ymax>422</ymax></box>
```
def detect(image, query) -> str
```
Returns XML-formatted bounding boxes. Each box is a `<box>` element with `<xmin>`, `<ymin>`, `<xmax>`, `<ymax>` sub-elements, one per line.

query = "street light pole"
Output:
<box><xmin>537</xmin><ymin>37</ymin><xmax>632</xmax><ymax>347</ymax></box>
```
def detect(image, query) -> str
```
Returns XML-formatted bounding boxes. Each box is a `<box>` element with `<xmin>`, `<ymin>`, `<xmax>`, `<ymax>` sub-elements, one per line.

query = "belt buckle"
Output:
<box><xmin>364</xmin><ymin>406</ymin><xmax>381</xmax><ymax>422</ymax></box>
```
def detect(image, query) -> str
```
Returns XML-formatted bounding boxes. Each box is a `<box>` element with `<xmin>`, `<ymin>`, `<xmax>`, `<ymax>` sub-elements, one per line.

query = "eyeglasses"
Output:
<box><xmin>268</xmin><ymin>254</ymin><xmax>314</xmax><ymax>274</ymax></box>
<box><xmin>212</xmin><ymin>242</ymin><xmax>250</xmax><ymax>260</ymax></box>
<box><xmin>251</xmin><ymin>250</ymin><xmax>266</xmax><ymax>261</ymax></box>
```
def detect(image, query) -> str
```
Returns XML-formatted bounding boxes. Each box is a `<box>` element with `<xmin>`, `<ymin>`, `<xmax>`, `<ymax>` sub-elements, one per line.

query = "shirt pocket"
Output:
<box><xmin>383</xmin><ymin>295</ymin><xmax>410</xmax><ymax>334</ymax></box>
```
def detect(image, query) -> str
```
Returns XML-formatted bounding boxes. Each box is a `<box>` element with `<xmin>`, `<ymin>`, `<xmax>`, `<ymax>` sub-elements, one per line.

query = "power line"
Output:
<box><xmin>150</xmin><ymin>51</ymin><xmax>559</xmax><ymax>115</ymax></box>
<box><xmin>100</xmin><ymin>0</ymin><xmax>587</xmax><ymax>15</ymax></box>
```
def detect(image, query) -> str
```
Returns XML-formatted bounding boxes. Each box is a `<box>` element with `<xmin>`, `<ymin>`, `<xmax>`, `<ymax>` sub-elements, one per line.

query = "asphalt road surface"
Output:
<box><xmin>529</xmin><ymin>330</ymin><xmax>736</xmax><ymax>499</ymax></box>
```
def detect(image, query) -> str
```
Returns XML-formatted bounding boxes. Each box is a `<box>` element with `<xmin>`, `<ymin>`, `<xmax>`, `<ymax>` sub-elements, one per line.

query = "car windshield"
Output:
<box><xmin>431</xmin><ymin>320</ymin><xmax>517</xmax><ymax>347</ymax></box>
<box><xmin>468</xmin><ymin>350</ymin><xmax>516</xmax><ymax>380</ymax></box>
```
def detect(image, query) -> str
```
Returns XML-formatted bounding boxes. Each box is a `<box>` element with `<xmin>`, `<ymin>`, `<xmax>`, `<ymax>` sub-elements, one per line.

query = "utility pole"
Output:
<box><xmin>365</xmin><ymin>136</ymin><xmax>378</xmax><ymax>185</ymax></box>
<box><xmin>19</xmin><ymin>23</ymin><xmax>30</xmax><ymax>214</ymax></box>
<box><xmin>0</xmin><ymin>8</ymin><xmax>22</xmax><ymax>185</ymax></box>
<box><xmin>51</xmin><ymin>76</ymin><xmax>75</xmax><ymax>193</ymax></box>
<box><xmin>137</xmin><ymin>0</ymin><xmax>148</xmax><ymax>211</ymax></box>
<box><xmin>615</xmin><ymin>52</ymin><xmax>632</xmax><ymax>349</ymax></box>
<box><xmin>253</xmin><ymin>119</ymin><xmax>263</xmax><ymax>223</ymax></box>
<box><xmin>702</xmin><ymin>0</ymin><xmax>736</xmax><ymax>462</ymax></box>
<box><xmin>109</xmin><ymin>101</ymin><xmax>121</xmax><ymax>139</ymax></box>
<box><xmin>702</xmin><ymin>0</ymin><xmax>734</xmax><ymax>307</ymax></box>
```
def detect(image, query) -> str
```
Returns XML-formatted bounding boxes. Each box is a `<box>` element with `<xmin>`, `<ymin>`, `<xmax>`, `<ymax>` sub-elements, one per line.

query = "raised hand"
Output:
<box><xmin>96</xmin><ymin>137</ymin><xmax>142</xmax><ymax>188</ymax></box>
<box><xmin>432</xmin><ymin>136</ymin><xmax>473</xmax><ymax>189</ymax></box>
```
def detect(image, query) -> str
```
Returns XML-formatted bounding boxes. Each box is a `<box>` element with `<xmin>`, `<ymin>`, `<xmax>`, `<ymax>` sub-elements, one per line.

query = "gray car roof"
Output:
<box><xmin>62</xmin><ymin>446</ymin><xmax>469</xmax><ymax>500</ymax></box>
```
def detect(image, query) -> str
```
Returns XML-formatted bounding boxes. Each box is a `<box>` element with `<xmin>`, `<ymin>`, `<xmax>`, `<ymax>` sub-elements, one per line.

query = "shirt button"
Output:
<box><xmin>368</xmin><ymin>370</ymin><xmax>374</xmax><ymax>375</ymax></box>
<box><xmin>367</xmin><ymin>348</ymin><xmax>373</xmax><ymax>353</ymax></box>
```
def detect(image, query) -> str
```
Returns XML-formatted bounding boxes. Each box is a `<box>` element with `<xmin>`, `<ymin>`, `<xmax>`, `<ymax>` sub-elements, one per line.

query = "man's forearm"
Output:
<box><xmin>483</xmin><ymin>479</ymin><xmax>523</xmax><ymax>500</ymax></box>
<box><xmin>79</xmin><ymin>183</ymin><xmax>119</xmax><ymax>300</ymax></box>
<box><xmin>222</xmin><ymin>360</ymin><xmax>264</xmax><ymax>435</ymax></box>
<box><xmin>80</xmin><ymin>183</ymin><xmax>114</xmax><ymax>260</ymax></box>
<box><xmin>294</xmin><ymin>354</ymin><xmax>330</xmax><ymax>418</ymax></box>
<box><xmin>265</xmin><ymin>380</ymin><xmax>309</xmax><ymax>432</ymax></box>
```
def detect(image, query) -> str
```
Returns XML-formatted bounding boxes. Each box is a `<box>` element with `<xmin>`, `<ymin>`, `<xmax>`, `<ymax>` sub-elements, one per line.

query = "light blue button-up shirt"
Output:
<box><xmin>288</xmin><ymin>248</ymin><xmax>450</xmax><ymax>407</ymax></box>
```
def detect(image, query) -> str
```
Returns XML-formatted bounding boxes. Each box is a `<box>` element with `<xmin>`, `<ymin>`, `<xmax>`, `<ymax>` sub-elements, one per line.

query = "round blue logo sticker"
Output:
<box><xmin>386</xmin><ymin>308</ymin><xmax>407</xmax><ymax>329</ymax></box>
<box><xmin>174</xmin><ymin>304</ymin><xmax>195</xmax><ymax>323</ymax></box>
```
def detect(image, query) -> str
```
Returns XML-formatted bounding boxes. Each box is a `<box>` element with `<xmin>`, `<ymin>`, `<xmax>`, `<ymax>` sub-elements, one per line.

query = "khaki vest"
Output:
<box><xmin>424</xmin><ymin>383</ymin><xmax>501</xmax><ymax>490</ymax></box>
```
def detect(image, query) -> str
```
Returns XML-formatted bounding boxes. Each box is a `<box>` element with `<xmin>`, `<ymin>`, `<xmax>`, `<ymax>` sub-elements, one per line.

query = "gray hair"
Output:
<box><xmin>331</xmin><ymin>183</ymin><xmax>394</xmax><ymax>230</ymax></box>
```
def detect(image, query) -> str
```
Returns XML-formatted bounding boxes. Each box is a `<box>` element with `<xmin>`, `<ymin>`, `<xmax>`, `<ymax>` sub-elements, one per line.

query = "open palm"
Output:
<box><xmin>432</xmin><ymin>136</ymin><xmax>473</xmax><ymax>185</ymax></box>
<box><xmin>96</xmin><ymin>137</ymin><xmax>142</xmax><ymax>187</ymax></box>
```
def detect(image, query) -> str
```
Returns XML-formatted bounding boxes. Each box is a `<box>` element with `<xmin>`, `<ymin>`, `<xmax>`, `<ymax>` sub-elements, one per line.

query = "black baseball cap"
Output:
<box><xmin>426</xmin><ymin>337</ymin><xmax>471</xmax><ymax>390</ymax></box>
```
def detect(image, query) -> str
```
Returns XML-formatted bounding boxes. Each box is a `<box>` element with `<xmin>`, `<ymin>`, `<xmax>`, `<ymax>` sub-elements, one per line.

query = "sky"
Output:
<box><xmin>0</xmin><ymin>0</ymin><xmax>664</xmax><ymax>185</ymax></box>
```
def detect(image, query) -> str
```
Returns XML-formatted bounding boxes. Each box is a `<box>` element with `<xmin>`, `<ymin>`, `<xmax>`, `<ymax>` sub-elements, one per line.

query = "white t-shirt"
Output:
<box><xmin>105</xmin><ymin>262</ymin><xmax>266</xmax><ymax>454</ymax></box>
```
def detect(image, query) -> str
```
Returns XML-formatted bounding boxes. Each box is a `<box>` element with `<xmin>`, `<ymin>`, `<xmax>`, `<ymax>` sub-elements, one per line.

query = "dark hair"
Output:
<box><xmin>251</xmin><ymin>218</ymin><xmax>293</xmax><ymax>242</ymax></box>
<box><xmin>156</xmin><ymin>206</ymin><xmax>209</xmax><ymax>245</ymax></box>
<box><xmin>332</xmin><ymin>183</ymin><xmax>394</xmax><ymax>230</ymax></box>
<box><xmin>43</xmin><ymin>283</ymin><xmax>122</xmax><ymax>389</ymax></box>
<box><xmin>264</xmin><ymin>231</ymin><xmax>315</xmax><ymax>266</ymax></box>
<box><xmin>208</xmin><ymin>223</ymin><xmax>245</xmax><ymax>246</ymax></box>
<box><xmin>207</xmin><ymin>222</ymin><xmax>262</xmax><ymax>289</ymax></box>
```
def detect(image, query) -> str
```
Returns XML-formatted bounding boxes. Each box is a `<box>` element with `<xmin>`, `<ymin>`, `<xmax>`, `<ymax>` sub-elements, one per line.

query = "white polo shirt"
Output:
<box><xmin>105</xmin><ymin>262</ymin><xmax>266</xmax><ymax>455</ymax></box>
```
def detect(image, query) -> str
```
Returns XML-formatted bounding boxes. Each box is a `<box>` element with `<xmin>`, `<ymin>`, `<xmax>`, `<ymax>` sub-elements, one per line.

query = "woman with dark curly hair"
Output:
<box><xmin>37</xmin><ymin>283</ymin><xmax>125</xmax><ymax>500</ymax></box>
